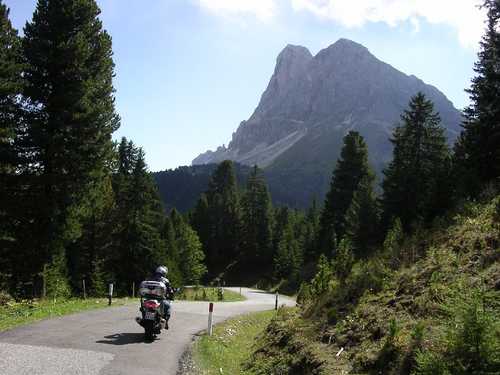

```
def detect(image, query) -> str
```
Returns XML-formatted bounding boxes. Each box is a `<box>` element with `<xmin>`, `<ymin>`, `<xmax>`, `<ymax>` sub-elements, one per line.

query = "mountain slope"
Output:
<box><xmin>192</xmin><ymin>39</ymin><xmax>462</xmax><ymax>207</ymax></box>
<box><xmin>246</xmin><ymin>195</ymin><xmax>500</xmax><ymax>374</ymax></box>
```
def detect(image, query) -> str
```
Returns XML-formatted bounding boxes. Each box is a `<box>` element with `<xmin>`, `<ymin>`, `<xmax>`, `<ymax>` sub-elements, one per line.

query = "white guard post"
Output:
<box><xmin>108</xmin><ymin>283</ymin><xmax>114</xmax><ymax>306</ymax></box>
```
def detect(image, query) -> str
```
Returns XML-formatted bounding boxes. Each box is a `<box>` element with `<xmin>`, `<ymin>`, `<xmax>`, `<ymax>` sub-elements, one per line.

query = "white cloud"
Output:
<box><xmin>197</xmin><ymin>0</ymin><xmax>276</xmax><ymax>21</ymax></box>
<box><xmin>291</xmin><ymin>0</ymin><xmax>486</xmax><ymax>48</ymax></box>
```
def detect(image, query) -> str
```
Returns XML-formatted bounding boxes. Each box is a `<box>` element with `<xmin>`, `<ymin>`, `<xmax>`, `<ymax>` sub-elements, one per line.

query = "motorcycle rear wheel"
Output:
<box><xmin>143</xmin><ymin>320</ymin><xmax>154</xmax><ymax>341</ymax></box>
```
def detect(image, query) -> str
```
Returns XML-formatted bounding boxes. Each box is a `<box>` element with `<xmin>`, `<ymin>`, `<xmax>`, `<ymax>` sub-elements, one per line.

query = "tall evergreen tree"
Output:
<box><xmin>161</xmin><ymin>215</ymin><xmax>183</xmax><ymax>286</ymax></box>
<box><xmin>193</xmin><ymin>160</ymin><xmax>243</xmax><ymax>278</ymax></box>
<box><xmin>382</xmin><ymin>93</ymin><xmax>451</xmax><ymax>231</ymax></box>
<box><xmin>318</xmin><ymin>131</ymin><xmax>374</xmax><ymax>254</ymax></box>
<box><xmin>112</xmin><ymin>145</ymin><xmax>166</xmax><ymax>292</ymax></box>
<box><xmin>0</xmin><ymin>0</ymin><xmax>24</xmax><ymax>290</ymax></box>
<box><xmin>345</xmin><ymin>176</ymin><xmax>380</xmax><ymax>258</ymax></box>
<box><xmin>22</xmin><ymin>0</ymin><xmax>120</xmax><ymax>288</ymax></box>
<box><xmin>273</xmin><ymin>217</ymin><xmax>302</xmax><ymax>288</ymax></box>
<box><xmin>241</xmin><ymin>166</ymin><xmax>274</xmax><ymax>268</ymax></box>
<box><xmin>170</xmin><ymin>210</ymin><xmax>206</xmax><ymax>285</ymax></box>
<box><xmin>454</xmin><ymin>0</ymin><xmax>500</xmax><ymax>196</ymax></box>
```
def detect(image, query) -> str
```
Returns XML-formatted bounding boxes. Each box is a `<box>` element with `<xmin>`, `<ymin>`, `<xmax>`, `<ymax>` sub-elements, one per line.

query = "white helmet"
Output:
<box><xmin>155</xmin><ymin>266</ymin><xmax>168</xmax><ymax>277</ymax></box>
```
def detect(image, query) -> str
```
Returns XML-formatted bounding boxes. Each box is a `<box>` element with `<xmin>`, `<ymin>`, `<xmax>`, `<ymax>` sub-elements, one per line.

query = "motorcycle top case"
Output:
<box><xmin>139</xmin><ymin>280</ymin><xmax>167</xmax><ymax>298</ymax></box>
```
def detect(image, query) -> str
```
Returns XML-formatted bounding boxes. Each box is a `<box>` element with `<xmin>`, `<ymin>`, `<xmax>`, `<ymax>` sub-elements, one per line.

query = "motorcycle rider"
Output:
<box><xmin>149</xmin><ymin>265</ymin><xmax>175</xmax><ymax>329</ymax></box>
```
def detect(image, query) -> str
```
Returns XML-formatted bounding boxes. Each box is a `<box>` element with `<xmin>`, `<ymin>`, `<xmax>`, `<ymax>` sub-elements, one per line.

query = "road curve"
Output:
<box><xmin>0</xmin><ymin>288</ymin><xmax>295</xmax><ymax>375</ymax></box>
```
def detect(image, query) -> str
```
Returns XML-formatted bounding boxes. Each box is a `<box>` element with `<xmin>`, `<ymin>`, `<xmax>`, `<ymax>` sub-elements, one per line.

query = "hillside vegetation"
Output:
<box><xmin>247</xmin><ymin>195</ymin><xmax>500</xmax><ymax>374</ymax></box>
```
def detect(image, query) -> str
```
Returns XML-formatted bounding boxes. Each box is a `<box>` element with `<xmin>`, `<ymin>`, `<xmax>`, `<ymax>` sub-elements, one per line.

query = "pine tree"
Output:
<box><xmin>112</xmin><ymin>145</ymin><xmax>166</xmax><ymax>292</ymax></box>
<box><xmin>318</xmin><ymin>131</ymin><xmax>374</xmax><ymax>253</ymax></box>
<box><xmin>382</xmin><ymin>93</ymin><xmax>451</xmax><ymax>231</ymax></box>
<box><xmin>273</xmin><ymin>219</ymin><xmax>302</xmax><ymax>287</ymax></box>
<box><xmin>310</xmin><ymin>254</ymin><xmax>333</xmax><ymax>296</ymax></box>
<box><xmin>454</xmin><ymin>0</ymin><xmax>500</xmax><ymax>196</ymax></box>
<box><xmin>241</xmin><ymin>166</ymin><xmax>274</xmax><ymax>269</ymax></box>
<box><xmin>303</xmin><ymin>199</ymin><xmax>320</xmax><ymax>259</ymax></box>
<box><xmin>345</xmin><ymin>176</ymin><xmax>381</xmax><ymax>258</ymax></box>
<box><xmin>332</xmin><ymin>238</ymin><xmax>354</xmax><ymax>284</ymax></box>
<box><xmin>171</xmin><ymin>212</ymin><xmax>206</xmax><ymax>285</ymax></box>
<box><xmin>194</xmin><ymin>160</ymin><xmax>243</xmax><ymax>278</ymax></box>
<box><xmin>0</xmin><ymin>0</ymin><xmax>24</xmax><ymax>291</ymax></box>
<box><xmin>22</xmin><ymin>0</ymin><xmax>120</xmax><ymax>289</ymax></box>
<box><xmin>162</xmin><ymin>216</ymin><xmax>183</xmax><ymax>286</ymax></box>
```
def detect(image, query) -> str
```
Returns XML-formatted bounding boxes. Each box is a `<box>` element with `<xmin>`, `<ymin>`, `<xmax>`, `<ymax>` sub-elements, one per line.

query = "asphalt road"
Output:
<box><xmin>0</xmin><ymin>288</ymin><xmax>295</xmax><ymax>375</ymax></box>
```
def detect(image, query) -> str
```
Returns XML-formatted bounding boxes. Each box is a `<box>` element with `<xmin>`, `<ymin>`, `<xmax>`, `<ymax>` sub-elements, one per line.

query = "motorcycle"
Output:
<box><xmin>135</xmin><ymin>280</ymin><xmax>169</xmax><ymax>340</ymax></box>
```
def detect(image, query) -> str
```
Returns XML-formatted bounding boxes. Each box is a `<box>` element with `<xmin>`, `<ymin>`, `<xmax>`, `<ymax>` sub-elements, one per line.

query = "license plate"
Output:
<box><xmin>144</xmin><ymin>311</ymin><xmax>156</xmax><ymax>320</ymax></box>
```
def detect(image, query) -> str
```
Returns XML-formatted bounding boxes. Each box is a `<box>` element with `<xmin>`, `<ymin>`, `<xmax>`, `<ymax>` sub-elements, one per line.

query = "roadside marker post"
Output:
<box><xmin>208</xmin><ymin>302</ymin><xmax>214</xmax><ymax>336</ymax></box>
<box><xmin>82</xmin><ymin>279</ymin><xmax>86</xmax><ymax>300</ymax></box>
<box><xmin>275</xmin><ymin>291</ymin><xmax>279</xmax><ymax>310</ymax></box>
<box><xmin>108</xmin><ymin>283</ymin><xmax>113</xmax><ymax>306</ymax></box>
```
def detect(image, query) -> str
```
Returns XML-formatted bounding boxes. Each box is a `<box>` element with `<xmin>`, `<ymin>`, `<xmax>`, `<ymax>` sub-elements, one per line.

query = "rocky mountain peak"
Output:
<box><xmin>193</xmin><ymin>39</ymin><xmax>462</xmax><ymax>179</ymax></box>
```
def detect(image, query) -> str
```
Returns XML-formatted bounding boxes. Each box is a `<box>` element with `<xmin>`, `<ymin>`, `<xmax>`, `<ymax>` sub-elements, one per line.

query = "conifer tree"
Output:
<box><xmin>345</xmin><ymin>176</ymin><xmax>380</xmax><ymax>258</ymax></box>
<box><xmin>170</xmin><ymin>210</ymin><xmax>206</xmax><ymax>285</ymax></box>
<box><xmin>332</xmin><ymin>239</ymin><xmax>354</xmax><ymax>284</ymax></box>
<box><xmin>303</xmin><ymin>199</ymin><xmax>320</xmax><ymax>259</ymax></box>
<box><xmin>382</xmin><ymin>93</ymin><xmax>451</xmax><ymax>231</ymax></box>
<box><xmin>194</xmin><ymin>160</ymin><xmax>243</xmax><ymax>277</ymax></box>
<box><xmin>162</xmin><ymin>216</ymin><xmax>183</xmax><ymax>286</ymax></box>
<box><xmin>454</xmin><ymin>0</ymin><xmax>500</xmax><ymax>196</ymax></box>
<box><xmin>112</xmin><ymin>145</ymin><xmax>166</xmax><ymax>292</ymax></box>
<box><xmin>22</xmin><ymin>0</ymin><xmax>120</xmax><ymax>288</ymax></box>
<box><xmin>273</xmin><ymin>219</ymin><xmax>302</xmax><ymax>287</ymax></box>
<box><xmin>241</xmin><ymin>166</ymin><xmax>274</xmax><ymax>268</ymax></box>
<box><xmin>0</xmin><ymin>0</ymin><xmax>24</xmax><ymax>290</ymax></box>
<box><xmin>318</xmin><ymin>131</ymin><xmax>374</xmax><ymax>254</ymax></box>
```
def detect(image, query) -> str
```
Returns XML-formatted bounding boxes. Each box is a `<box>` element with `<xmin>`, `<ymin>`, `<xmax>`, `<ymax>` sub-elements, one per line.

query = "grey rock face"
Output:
<box><xmin>193</xmin><ymin>38</ymin><xmax>462</xmax><ymax>173</ymax></box>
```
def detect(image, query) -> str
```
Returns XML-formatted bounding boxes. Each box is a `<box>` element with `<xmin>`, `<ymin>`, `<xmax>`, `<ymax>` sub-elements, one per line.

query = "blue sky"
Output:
<box><xmin>4</xmin><ymin>0</ymin><xmax>485</xmax><ymax>171</ymax></box>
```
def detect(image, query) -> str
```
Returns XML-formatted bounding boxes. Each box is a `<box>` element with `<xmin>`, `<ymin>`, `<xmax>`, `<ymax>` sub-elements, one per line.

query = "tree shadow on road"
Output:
<box><xmin>96</xmin><ymin>333</ymin><xmax>155</xmax><ymax>345</ymax></box>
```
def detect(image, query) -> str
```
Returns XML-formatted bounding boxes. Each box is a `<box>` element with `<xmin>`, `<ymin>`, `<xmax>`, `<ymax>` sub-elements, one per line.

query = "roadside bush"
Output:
<box><xmin>310</xmin><ymin>254</ymin><xmax>333</xmax><ymax>296</ymax></box>
<box><xmin>414</xmin><ymin>288</ymin><xmax>500</xmax><ymax>375</ymax></box>
<box><xmin>296</xmin><ymin>283</ymin><xmax>312</xmax><ymax>305</ymax></box>
<box><xmin>0</xmin><ymin>290</ymin><xmax>12</xmax><ymax>306</ymax></box>
<box><xmin>43</xmin><ymin>252</ymin><xmax>71</xmax><ymax>300</ymax></box>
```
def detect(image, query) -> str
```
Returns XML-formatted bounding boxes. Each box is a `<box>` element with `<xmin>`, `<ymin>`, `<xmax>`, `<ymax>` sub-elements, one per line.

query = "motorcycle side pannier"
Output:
<box><xmin>139</xmin><ymin>280</ymin><xmax>166</xmax><ymax>298</ymax></box>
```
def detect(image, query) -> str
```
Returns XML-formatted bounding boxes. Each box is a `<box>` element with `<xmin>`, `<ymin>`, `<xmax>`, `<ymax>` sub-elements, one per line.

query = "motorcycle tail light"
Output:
<box><xmin>143</xmin><ymin>300</ymin><xmax>160</xmax><ymax>309</ymax></box>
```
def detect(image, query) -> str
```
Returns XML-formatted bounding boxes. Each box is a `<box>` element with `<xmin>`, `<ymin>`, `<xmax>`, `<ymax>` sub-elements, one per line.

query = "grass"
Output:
<box><xmin>191</xmin><ymin>309</ymin><xmax>277</xmax><ymax>374</ymax></box>
<box><xmin>177</xmin><ymin>287</ymin><xmax>246</xmax><ymax>302</ymax></box>
<box><xmin>0</xmin><ymin>297</ymin><xmax>131</xmax><ymax>332</ymax></box>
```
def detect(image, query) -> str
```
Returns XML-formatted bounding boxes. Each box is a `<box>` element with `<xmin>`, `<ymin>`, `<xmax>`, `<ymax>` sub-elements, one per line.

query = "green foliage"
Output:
<box><xmin>43</xmin><ymin>253</ymin><xmax>71</xmax><ymax>300</ymax></box>
<box><xmin>415</xmin><ymin>288</ymin><xmax>500</xmax><ymax>375</ymax></box>
<box><xmin>382</xmin><ymin>92</ymin><xmax>451</xmax><ymax>231</ymax></box>
<box><xmin>296</xmin><ymin>283</ymin><xmax>312</xmax><ymax>305</ymax></box>
<box><xmin>414</xmin><ymin>351</ymin><xmax>451</xmax><ymax>375</ymax></box>
<box><xmin>319</xmin><ymin>131</ymin><xmax>375</xmax><ymax>253</ymax></box>
<box><xmin>20</xmin><ymin>0</ymin><xmax>120</xmax><ymax>288</ymax></box>
<box><xmin>0</xmin><ymin>297</ymin><xmax>130</xmax><ymax>332</ymax></box>
<box><xmin>454</xmin><ymin>0</ymin><xmax>500</xmax><ymax>197</ymax></box>
<box><xmin>171</xmin><ymin>212</ymin><xmax>207</xmax><ymax>285</ymax></box>
<box><xmin>345</xmin><ymin>176</ymin><xmax>381</xmax><ymax>258</ymax></box>
<box><xmin>332</xmin><ymin>239</ymin><xmax>354</xmax><ymax>283</ymax></box>
<box><xmin>193</xmin><ymin>310</ymin><xmax>276</xmax><ymax>375</ymax></box>
<box><xmin>383</xmin><ymin>217</ymin><xmax>404</xmax><ymax>268</ymax></box>
<box><xmin>0</xmin><ymin>0</ymin><xmax>26</xmax><ymax>293</ymax></box>
<box><xmin>89</xmin><ymin>258</ymin><xmax>108</xmax><ymax>297</ymax></box>
<box><xmin>192</xmin><ymin>160</ymin><xmax>243</xmax><ymax>279</ymax></box>
<box><xmin>241</xmin><ymin>166</ymin><xmax>274</xmax><ymax>269</ymax></box>
<box><xmin>310</xmin><ymin>254</ymin><xmax>333</xmax><ymax>296</ymax></box>
<box><xmin>274</xmin><ymin>219</ymin><xmax>303</xmax><ymax>289</ymax></box>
